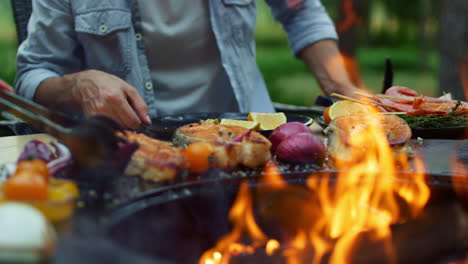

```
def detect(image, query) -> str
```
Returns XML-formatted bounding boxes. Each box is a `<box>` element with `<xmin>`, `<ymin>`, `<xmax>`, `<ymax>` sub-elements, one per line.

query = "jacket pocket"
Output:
<box><xmin>222</xmin><ymin>0</ymin><xmax>256</xmax><ymax>44</ymax></box>
<box><xmin>74</xmin><ymin>10</ymin><xmax>132</xmax><ymax>76</ymax></box>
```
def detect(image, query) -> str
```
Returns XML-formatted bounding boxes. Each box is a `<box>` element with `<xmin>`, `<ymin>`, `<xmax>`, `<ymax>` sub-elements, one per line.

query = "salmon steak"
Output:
<box><xmin>173</xmin><ymin>123</ymin><xmax>272</xmax><ymax>169</ymax></box>
<box><xmin>325</xmin><ymin>114</ymin><xmax>412</xmax><ymax>167</ymax></box>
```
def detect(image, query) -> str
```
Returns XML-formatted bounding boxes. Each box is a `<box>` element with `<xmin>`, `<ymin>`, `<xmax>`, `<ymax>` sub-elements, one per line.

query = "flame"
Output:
<box><xmin>266</xmin><ymin>239</ymin><xmax>280</xmax><ymax>256</ymax></box>
<box><xmin>199</xmin><ymin>181</ymin><xmax>267</xmax><ymax>264</ymax></box>
<box><xmin>450</xmin><ymin>152</ymin><xmax>468</xmax><ymax>216</ymax></box>
<box><xmin>336</xmin><ymin>0</ymin><xmax>365</xmax><ymax>89</ymax></box>
<box><xmin>306</xmin><ymin>109</ymin><xmax>429</xmax><ymax>263</ymax></box>
<box><xmin>461</xmin><ymin>57</ymin><xmax>468</xmax><ymax>101</ymax></box>
<box><xmin>337</xmin><ymin>0</ymin><xmax>361</xmax><ymax>33</ymax></box>
<box><xmin>341</xmin><ymin>53</ymin><xmax>366</xmax><ymax>89</ymax></box>
<box><xmin>200</xmin><ymin>102</ymin><xmax>430</xmax><ymax>263</ymax></box>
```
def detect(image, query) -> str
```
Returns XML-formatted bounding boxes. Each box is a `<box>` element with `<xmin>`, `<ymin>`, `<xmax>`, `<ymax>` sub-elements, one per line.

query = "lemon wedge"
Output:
<box><xmin>220</xmin><ymin>119</ymin><xmax>259</xmax><ymax>129</ymax></box>
<box><xmin>247</xmin><ymin>112</ymin><xmax>287</xmax><ymax>130</ymax></box>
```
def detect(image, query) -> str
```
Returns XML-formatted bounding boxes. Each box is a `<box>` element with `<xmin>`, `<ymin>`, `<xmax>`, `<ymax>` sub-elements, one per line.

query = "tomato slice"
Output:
<box><xmin>2</xmin><ymin>171</ymin><xmax>48</xmax><ymax>201</ymax></box>
<box><xmin>15</xmin><ymin>159</ymin><xmax>50</xmax><ymax>182</ymax></box>
<box><xmin>182</xmin><ymin>141</ymin><xmax>215</xmax><ymax>173</ymax></box>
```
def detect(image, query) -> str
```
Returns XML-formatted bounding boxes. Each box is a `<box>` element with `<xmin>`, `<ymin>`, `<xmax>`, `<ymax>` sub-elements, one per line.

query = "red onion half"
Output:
<box><xmin>269</xmin><ymin>122</ymin><xmax>312</xmax><ymax>154</ymax></box>
<box><xmin>275</xmin><ymin>132</ymin><xmax>325</xmax><ymax>164</ymax></box>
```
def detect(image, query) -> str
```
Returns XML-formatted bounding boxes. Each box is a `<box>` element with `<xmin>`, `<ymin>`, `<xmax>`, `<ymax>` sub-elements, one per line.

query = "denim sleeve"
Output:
<box><xmin>264</xmin><ymin>0</ymin><xmax>338</xmax><ymax>57</ymax></box>
<box><xmin>15</xmin><ymin>0</ymin><xmax>81</xmax><ymax>100</ymax></box>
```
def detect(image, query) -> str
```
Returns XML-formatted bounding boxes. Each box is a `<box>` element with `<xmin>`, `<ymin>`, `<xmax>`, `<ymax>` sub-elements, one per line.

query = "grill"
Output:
<box><xmin>103</xmin><ymin>172</ymin><xmax>468</xmax><ymax>264</ymax></box>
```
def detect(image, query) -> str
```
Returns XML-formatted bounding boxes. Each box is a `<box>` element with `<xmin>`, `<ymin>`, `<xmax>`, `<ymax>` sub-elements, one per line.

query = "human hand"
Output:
<box><xmin>0</xmin><ymin>79</ymin><xmax>13</xmax><ymax>92</ymax></box>
<box><xmin>70</xmin><ymin>70</ymin><xmax>151</xmax><ymax>130</ymax></box>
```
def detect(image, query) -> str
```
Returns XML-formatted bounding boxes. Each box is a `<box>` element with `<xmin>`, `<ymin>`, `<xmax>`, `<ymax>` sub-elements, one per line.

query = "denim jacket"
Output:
<box><xmin>15</xmin><ymin>0</ymin><xmax>337</xmax><ymax>116</ymax></box>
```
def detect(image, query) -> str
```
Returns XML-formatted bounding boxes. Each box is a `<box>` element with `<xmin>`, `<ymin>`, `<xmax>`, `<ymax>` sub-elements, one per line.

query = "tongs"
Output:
<box><xmin>0</xmin><ymin>89</ymin><xmax>128</xmax><ymax>168</ymax></box>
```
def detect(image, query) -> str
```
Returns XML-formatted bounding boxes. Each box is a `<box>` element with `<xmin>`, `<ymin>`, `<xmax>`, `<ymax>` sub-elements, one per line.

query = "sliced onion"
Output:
<box><xmin>47</xmin><ymin>142</ymin><xmax>74</xmax><ymax>176</ymax></box>
<box><xmin>269</xmin><ymin>122</ymin><xmax>312</xmax><ymax>154</ymax></box>
<box><xmin>18</xmin><ymin>140</ymin><xmax>57</xmax><ymax>163</ymax></box>
<box><xmin>231</xmin><ymin>130</ymin><xmax>252</xmax><ymax>142</ymax></box>
<box><xmin>275</xmin><ymin>132</ymin><xmax>325</xmax><ymax>164</ymax></box>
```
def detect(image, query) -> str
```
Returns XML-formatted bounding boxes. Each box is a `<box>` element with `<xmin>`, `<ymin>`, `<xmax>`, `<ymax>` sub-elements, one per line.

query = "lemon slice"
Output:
<box><xmin>247</xmin><ymin>112</ymin><xmax>287</xmax><ymax>130</ymax></box>
<box><xmin>220</xmin><ymin>119</ymin><xmax>259</xmax><ymax>129</ymax></box>
<box><xmin>324</xmin><ymin>100</ymin><xmax>373</xmax><ymax>124</ymax></box>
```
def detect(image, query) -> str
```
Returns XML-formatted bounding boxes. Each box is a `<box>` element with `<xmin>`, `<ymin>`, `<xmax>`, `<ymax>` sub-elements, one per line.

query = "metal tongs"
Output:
<box><xmin>0</xmin><ymin>89</ymin><xmax>128</xmax><ymax>169</ymax></box>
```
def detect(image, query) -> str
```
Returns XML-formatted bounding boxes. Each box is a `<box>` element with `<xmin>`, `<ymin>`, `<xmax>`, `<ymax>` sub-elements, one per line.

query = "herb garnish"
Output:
<box><xmin>400</xmin><ymin>101</ymin><xmax>467</xmax><ymax>128</ymax></box>
<box><xmin>401</xmin><ymin>114</ymin><xmax>467</xmax><ymax>128</ymax></box>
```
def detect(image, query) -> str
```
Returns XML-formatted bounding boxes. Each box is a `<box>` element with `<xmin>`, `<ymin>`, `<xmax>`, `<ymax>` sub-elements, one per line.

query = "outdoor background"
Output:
<box><xmin>0</xmin><ymin>0</ymin><xmax>453</xmax><ymax>107</ymax></box>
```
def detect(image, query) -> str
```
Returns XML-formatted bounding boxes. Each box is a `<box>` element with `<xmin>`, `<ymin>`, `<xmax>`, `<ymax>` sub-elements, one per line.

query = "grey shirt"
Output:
<box><xmin>137</xmin><ymin>0</ymin><xmax>238</xmax><ymax>114</ymax></box>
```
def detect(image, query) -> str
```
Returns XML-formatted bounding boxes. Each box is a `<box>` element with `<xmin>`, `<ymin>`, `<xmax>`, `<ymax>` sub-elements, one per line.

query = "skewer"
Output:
<box><xmin>354</xmin><ymin>91</ymin><xmax>413</xmax><ymax>102</ymax></box>
<box><xmin>330</xmin><ymin>93</ymin><xmax>400</xmax><ymax>110</ymax></box>
<box><xmin>378</xmin><ymin>112</ymin><xmax>407</xmax><ymax>115</ymax></box>
<box><xmin>330</xmin><ymin>92</ymin><xmax>371</xmax><ymax>105</ymax></box>
<box><xmin>374</xmin><ymin>94</ymin><xmax>414</xmax><ymax>102</ymax></box>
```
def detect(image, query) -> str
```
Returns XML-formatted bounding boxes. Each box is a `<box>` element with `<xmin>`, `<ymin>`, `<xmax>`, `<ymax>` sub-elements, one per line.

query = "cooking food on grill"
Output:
<box><xmin>268</xmin><ymin>122</ymin><xmax>325</xmax><ymax>164</ymax></box>
<box><xmin>173</xmin><ymin>123</ymin><xmax>271</xmax><ymax>169</ymax></box>
<box><xmin>204</xmin><ymin>112</ymin><xmax>287</xmax><ymax>131</ymax></box>
<box><xmin>122</xmin><ymin>131</ymin><xmax>187</xmax><ymax>182</ymax></box>
<box><xmin>247</xmin><ymin>112</ymin><xmax>287</xmax><ymax>130</ymax></box>
<box><xmin>275</xmin><ymin>132</ymin><xmax>325</xmax><ymax>164</ymax></box>
<box><xmin>182</xmin><ymin>141</ymin><xmax>215</xmax><ymax>173</ymax></box>
<box><xmin>219</xmin><ymin>119</ymin><xmax>259</xmax><ymax>129</ymax></box>
<box><xmin>323</xmin><ymin>100</ymin><xmax>374</xmax><ymax>125</ymax></box>
<box><xmin>325</xmin><ymin>114</ymin><xmax>412</xmax><ymax>166</ymax></box>
<box><xmin>269</xmin><ymin>122</ymin><xmax>313</xmax><ymax>153</ymax></box>
<box><xmin>369</xmin><ymin>86</ymin><xmax>468</xmax><ymax>116</ymax></box>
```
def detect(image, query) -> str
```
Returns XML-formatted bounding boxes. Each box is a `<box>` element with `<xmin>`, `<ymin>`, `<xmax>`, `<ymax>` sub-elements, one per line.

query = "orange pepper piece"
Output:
<box><xmin>2</xmin><ymin>171</ymin><xmax>48</xmax><ymax>201</ymax></box>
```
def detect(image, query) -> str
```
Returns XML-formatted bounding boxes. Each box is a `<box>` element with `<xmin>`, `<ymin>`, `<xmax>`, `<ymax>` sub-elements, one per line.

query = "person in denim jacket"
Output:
<box><xmin>16</xmin><ymin>0</ymin><xmax>359</xmax><ymax>130</ymax></box>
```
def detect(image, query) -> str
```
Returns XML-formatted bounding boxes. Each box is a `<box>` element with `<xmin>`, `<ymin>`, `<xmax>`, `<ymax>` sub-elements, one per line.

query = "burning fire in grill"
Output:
<box><xmin>199</xmin><ymin>106</ymin><xmax>433</xmax><ymax>263</ymax></box>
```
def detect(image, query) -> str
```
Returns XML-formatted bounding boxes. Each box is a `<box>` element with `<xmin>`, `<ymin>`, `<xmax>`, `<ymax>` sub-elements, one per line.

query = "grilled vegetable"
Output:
<box><xmin>183</xmin><ymin>142</ymin><xmax>215</xmax><ymax>173</ymax></box>
<box><xmin>15</xmin><ymin>159</ymin><xmax>50</xmax><ymax>182</ymax></box>
<box><xmin>18</xmin><ymin>140</ymin><xmax>56</xmax><ymax>163</ymax></box>
<box><xmin>2</xmin><ymin>171</ymin><xmax>48</xmax><ymax>201</ymax></box>
<box><xmin>275</xmin><ymin>132</ymin><xmax>325</xmax><ymax>164</ymax></box>
<box><xmin>269</xmin><ymin>122</ymin><xmax>312</xmax><ymax>154</ymax></box>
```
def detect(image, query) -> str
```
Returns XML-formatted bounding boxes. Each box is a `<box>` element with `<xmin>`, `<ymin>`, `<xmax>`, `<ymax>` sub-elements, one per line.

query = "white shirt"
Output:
<box><xmin>137</xmin><ymin>0</ymin><xmax>239</xmax><ymax>115</ymax></box>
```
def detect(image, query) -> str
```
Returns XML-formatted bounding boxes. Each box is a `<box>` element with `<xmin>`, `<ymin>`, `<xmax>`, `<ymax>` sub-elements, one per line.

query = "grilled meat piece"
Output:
<box><xmin>325</xmin><ymin>114</ymin><xmax>411</xmax><ymax>167</ymax></box>
<box><xmin>122</xmin><ymin>131</ymin><xmax>186</xmax><ymax>182</ymax></box>
<box><xmin>173</xmin><ymin>123</ymin><xmax>272</xmax><ymax>169</ymax></box>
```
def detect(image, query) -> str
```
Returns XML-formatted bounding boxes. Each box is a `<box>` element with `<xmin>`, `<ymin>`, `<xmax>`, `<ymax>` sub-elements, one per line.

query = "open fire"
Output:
<box><xmin>200</xmin><ymin>105</ymin><xmax>431</xmax><ymax>263</ymax></box>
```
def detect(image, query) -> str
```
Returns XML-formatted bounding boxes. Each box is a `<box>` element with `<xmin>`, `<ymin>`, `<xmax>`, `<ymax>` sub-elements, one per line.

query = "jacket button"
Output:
<box><xmin>99</xmin><ymin>24</ymin><xmax>108</xmax><ymax>33</ymax></box>
<box><xmin>145</xmin><ymin>81</ymin><xmax>153</xmax><ymax>91</ymax></box>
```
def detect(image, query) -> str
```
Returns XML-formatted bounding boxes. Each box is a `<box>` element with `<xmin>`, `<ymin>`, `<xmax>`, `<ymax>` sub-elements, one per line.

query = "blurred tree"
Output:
<box><xmin>438</xmin><ymin>0</ymin><xmax>468</xmax><ymax>101</ymax></box>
